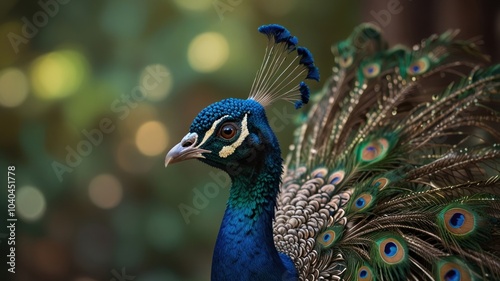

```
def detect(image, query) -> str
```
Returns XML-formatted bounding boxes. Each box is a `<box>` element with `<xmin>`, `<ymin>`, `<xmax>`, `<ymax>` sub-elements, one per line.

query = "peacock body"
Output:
<box><xmin>166</xmin><ymin>24</ymin><xmax>500</xmax><ymax>281</ymax></box>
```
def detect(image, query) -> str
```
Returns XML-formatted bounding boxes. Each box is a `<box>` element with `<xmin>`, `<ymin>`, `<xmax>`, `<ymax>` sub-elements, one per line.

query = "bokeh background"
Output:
<box><xmin>0</xmin><ymin>0</ymin><xmax>498</xmax><ymax>280</ymax></box>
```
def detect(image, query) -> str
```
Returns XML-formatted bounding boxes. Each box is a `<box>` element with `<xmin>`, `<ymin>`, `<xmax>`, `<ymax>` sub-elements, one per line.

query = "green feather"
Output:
<box><xmin>371</xmin><ymin>234</ymin><xmax>409</xmax><ymax>278</ymax></box>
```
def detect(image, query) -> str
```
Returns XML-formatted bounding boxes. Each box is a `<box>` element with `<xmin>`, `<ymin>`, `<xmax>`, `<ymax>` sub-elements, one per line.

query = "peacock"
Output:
<box><xmin>165</xmin><ymin>24</ymin><xmax>500</xmax><ymax>281</ymax></box>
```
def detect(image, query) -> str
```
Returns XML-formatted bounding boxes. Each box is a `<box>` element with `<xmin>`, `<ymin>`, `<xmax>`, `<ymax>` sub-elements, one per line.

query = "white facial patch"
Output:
<box><xmin>219</xmin><ymin>114</ymin><xmax>250</xmax><ymax>158</ymax></box>
<box><xmin>196</xmin><ymin>115</ymin><xmax>229</xmax><ymax>148</ymax></box>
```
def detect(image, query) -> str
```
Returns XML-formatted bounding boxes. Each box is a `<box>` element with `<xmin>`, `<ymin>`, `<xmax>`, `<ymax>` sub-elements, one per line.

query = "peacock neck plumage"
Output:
<box><xmin>211</xmin><ymin>137</ymin><xmax>297</xmax><ymax>281</ymax></box>
<box><xmin>205</xmin><ymin>24</ymin><xmax>316</xmax><ymax>281</ymax></box>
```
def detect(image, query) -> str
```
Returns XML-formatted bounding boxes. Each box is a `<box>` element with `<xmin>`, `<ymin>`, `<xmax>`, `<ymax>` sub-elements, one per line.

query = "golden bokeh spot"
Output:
<box><xmin>135</xmin><ymin>121</ymin><xmax>169</xmax><ymax>156</ymax></box>
<box><xmin>17</xmin><ymin>186</ymin><xmax>46</xmax><ymax>221</ymax></box>
<box><xmin>30</xmin><ymin>49</ymin><xmax>89</xmax><ymax>99</ymax></box>
<box><xmin>140</xmin><ymin>64</ymin><xmax>173</xmax><ymax>102</ymax></box>
<box><xmin>188</xmin><ymin>32</ymin><xmax>229</xmax><ymax>73</ymax></box>
<box><xmin>88</xmin><ymin>174</ymin><xmax>123</xmax><ymax>209</ymax></box>
<box><xmin>0</xmin><ymin>68</ymin><xmax>29</xmax><ymax>107</ymax></box>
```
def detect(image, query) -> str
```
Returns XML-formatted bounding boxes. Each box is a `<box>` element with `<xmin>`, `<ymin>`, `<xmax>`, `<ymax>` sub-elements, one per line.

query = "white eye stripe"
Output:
<box><xmin>219</xmin><ymin>114</ymin><xmax>249</xmax><ymax>158</ymax></box>
<box><xmin>196</xmin><ymin>115</ymin><xmax>229</xmax><ymax>148</ymax></box>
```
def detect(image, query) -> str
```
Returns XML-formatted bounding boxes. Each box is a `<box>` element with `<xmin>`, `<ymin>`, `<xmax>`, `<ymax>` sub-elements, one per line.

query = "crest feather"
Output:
<box><xmin>248</xmin><ymin>24</ymin><xmax>319</xmax><ymax>109</ymax></box>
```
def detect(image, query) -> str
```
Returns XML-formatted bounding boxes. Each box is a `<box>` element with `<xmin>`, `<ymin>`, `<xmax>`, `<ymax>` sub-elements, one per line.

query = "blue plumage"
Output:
<box><xmin>258</xmin><ymin>24</ymin><xmax>297</xmax><ymax>49</ymax></box>
<box><xmin>184</xmin><ymin>97</ymin><xmax>298</xmax><ymax>280</ymax></box>
<box><xmin>189</xmin><ymin>98</ymin><xmax>248</xmax><ymax>133</ymax></box>
<box><xmin>305</xmin><ymin>65</ymin><xmax>320</xmax><ymax>81</ymax></box>
<box><xmin>297</xmin><ymin>47</ymin><xmax>320</xmax><ymax>81</ymax></box>
<box><xmin>295</xmin><ymin>81</ymin><xmax>310</xmax><ymax>109</ymax></box>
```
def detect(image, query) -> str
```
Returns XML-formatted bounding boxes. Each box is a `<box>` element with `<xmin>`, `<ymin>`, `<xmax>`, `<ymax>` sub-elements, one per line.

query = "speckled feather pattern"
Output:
<box><xmin>274</xmin><ymin>171</ymin><xmax>351</xmax><ymax>280</ymax></box>
<box><xmin>190</xmin><ymin>98</ymin><xmax>255</xmax><ymax>134</ymax></box>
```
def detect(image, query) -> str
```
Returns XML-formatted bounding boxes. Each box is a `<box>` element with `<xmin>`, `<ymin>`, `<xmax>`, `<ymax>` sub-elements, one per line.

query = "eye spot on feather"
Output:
<box><xmin>328</xmin><ymin>170</ymin><xmax>345</xmax><ymax>185</ymax></box>
<box><xmin>352</xmin><ymin>193</ymin><xmax>373</xmax><ymax>212</ymax></box>
<box><xmin>362</xmin><ymin>145</ymin><xmax>378</xmax><ymax>160</ymax></box>
<box><xmin>357</xmin><ymin>265</ymin><xmax>373</xmax><ymax>281</ymax></box>
<box><xmin>372</xmin><ymin>177</ymin><xmax>389</xmax><ymax>189</ymax></box>
<box><xmin>323</xmin><ymin>233</ymin><xmax>331</xmax><ymax>241</ymax></box>
<box><xmin>339</xmin><ymin>56</ymin><xmax>353</xmax><ymax>68</ymax></box>
<box><xmin>360</xmin><ymin>138</ymin><xmax>389</xmax><ymax>162</ymax></box>
<box><xmin>437</xmin><ymin>260</ymin><xmax>471</xmax><ymax>281</ymax></box>
<box><xmin>449</xmin><ymin>213</ymin><xmax>465</xmax><ymax>228</ymax></box>
<box><xmin>317</xmin><ymin>230</ymin><xmax>336</xmax><ymax>247</ymax></box>
<box><xmin>384</xmin><ymin>242</ymin><xmax>397</xmax><ymax>257</ymax></box>
<box><xmin>317</xmin><ymin>226</ymin><xmax>343</xmax><ymax>249</ymax></box>
<box><xmin>407</xmin><ymin>58</ymin><xmax>429</xmax><ymax>76</ymax></box>
<box><xmin>362</xmin><ymin>63</ymin><xmax>380</xmax><ymax>78</ymax></box>
<box><xmin>442</xmin><ymin>207</ymin><xmax>476</xmax><ymax>236</ymax></box>
<box><xmin>355</xmin><ymin>198</ymin><xmax>365</xmax><ymax>208</ymax></box>
<box><xmin>444</xmin><ymin>269</ymin><xmax>460</xmax><ymax>281</ymax></box>
<box><xmin>311</xmin><ymin>167</ymin><xmax>328</xmax><ymax>179</ymax></box>
<box><xmin>377</xmin><ymin>237</ymin><xmax>406</xmax><ymax>264</ymax></box>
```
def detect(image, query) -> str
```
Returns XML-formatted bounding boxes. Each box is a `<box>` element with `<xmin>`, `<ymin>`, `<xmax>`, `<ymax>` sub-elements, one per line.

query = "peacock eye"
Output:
<box><xmin>218</xmin><ymin>122</ymin><xmax>238</xmax><ymax>140</ymax></box>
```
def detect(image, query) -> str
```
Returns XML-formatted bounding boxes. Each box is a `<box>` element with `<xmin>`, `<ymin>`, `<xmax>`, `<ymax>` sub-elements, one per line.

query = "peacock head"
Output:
<box><xmin>165</xmin><ymin>24</ymin><xmax>319</xmax><ymax>174</ymax></box>
<box><xmin>165</xmin><ymin>98</ymin><xmax>274</xmax><ymax>172</ymax></box>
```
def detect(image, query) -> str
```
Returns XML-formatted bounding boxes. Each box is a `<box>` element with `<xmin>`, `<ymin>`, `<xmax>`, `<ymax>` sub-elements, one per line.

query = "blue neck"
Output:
<box><xmin>211</xmin><ymin>151</ymin><xmax>298</xmax><ymax>281</ymax></box>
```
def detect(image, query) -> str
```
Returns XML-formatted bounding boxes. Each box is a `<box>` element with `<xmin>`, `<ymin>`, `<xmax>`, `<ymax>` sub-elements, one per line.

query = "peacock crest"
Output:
<box><xmin>248</xmin><ymin>24</ymin><xmax>319</xmax><ymax>109</ymax></box>
<box><xmin>167</xmin><ymin>24</ymin><xmax>500</xmax><ymax>281</ymax></box>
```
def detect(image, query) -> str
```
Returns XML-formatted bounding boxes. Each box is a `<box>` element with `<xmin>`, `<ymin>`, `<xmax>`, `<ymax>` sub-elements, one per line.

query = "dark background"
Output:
<box><xmin>0</xmin><ymin>1</ymin><xmax>498</xmax><ymax>280</ymax></box>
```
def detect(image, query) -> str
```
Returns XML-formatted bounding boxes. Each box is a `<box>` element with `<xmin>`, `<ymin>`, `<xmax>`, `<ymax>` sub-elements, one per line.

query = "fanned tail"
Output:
<box><xmin>276</xmin><ymin>24</ymin><xmax>500</xmax><ymax>281</ymax></box>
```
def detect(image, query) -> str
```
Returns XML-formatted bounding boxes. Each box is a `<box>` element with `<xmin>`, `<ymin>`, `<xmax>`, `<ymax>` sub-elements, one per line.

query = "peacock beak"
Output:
<box><xmin>165</xmin><ymin>132</ymin><xmax>211</xmax><ymax>167</ymax></box>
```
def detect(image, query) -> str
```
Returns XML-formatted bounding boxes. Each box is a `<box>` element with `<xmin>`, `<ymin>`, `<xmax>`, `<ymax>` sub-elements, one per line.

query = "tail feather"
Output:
<box><xmin>276</xmin><ymin>24</ymin><xmax>500</xmax><ymax>280</ymax></box>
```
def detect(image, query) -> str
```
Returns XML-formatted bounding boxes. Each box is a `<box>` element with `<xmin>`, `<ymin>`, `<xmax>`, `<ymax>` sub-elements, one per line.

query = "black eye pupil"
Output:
<box><xmin>219</xmin><ymin>123</ymin><xmax>237</xmax><ymax>139</ymax></box>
